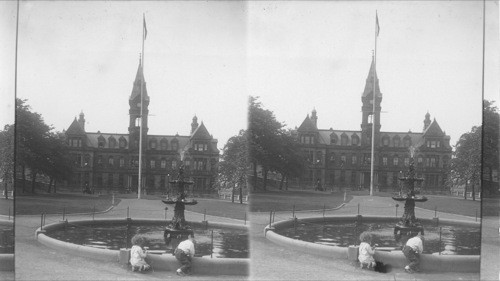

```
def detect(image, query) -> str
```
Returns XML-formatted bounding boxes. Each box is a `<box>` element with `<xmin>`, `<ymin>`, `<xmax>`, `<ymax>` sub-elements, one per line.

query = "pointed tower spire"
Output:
<box><xmin>130</xmin><ymin>57</ymin><xmax>148</xmax><ymax>100</ymax></box>
<box><xmin>423</xmin><ymin>112</ymin><xmax>431</xmax><ymax>131</ymax></box>
<box><xmin>362</xmin><ymin>54</ymin><xmax>381</xmax><ymax>98</ymax></box>
<box><xmin>191</xmin><ymin>115</ymin><xmax>199</xmax><ymax>134</ymax></box>
<box><xmin>78</xmin><ymin>111</ymin><xmax>85</xmax><ymax>131</ymax></box>
<box><xmin>311</xmin><ymin>108</ymin><xmax>318</xmax><ymax>128</ymax></box>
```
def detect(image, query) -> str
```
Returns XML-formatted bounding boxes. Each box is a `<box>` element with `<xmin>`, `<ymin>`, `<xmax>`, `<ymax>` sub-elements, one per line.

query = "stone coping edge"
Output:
<box><xmin>0</xmin><ymin>254</ymin><xmax>14</xmax><ymax>271</ymax></box>
<box><xmin>264</xmin><ymin>215</ymin><xmax>479</xmax><ymax>273</ymax></box>
<box><xmin>0</xmin><ymin>220</ymin><xmax>14</xmax><ymax>271</ymax></box>
<box><xmin>36</xmin><ymin>218</ymin><xmax>249</xmax><ymax>276</ymax></box>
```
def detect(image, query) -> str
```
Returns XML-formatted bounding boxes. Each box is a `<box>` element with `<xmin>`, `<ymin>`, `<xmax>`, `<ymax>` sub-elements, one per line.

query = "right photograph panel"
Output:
<box><xmin>247</xmin><ymin>1</ymin><xmax>499</xmax><ymax>280</ymax></box>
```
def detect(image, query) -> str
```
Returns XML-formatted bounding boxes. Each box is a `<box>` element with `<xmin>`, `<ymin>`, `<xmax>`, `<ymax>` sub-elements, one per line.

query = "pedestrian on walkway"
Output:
<box><xmin>175</xmin><ymin>233</ymin><xmax>195</xmax><ymax>276</ymax></box>
<box><xmin>403</xmin><ymin>233</ymin><xmax>424</xmax><ymax>273</ymax></box>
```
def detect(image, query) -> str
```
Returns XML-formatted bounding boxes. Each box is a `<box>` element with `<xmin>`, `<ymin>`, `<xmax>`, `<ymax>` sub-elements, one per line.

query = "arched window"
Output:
<box><xmin>341</xmin><ymin>134</ymin><xmax>349</xmax><ymax>146</ymax></box>
<box><xmin>330</xmin><ymin>133</ymin><xmax>338</xmax><ymax>145</ymax></box>
<box><xmin>97</xmin><ymin>135</ymin><xmax>106</xmax><ymax>148</ymax></box>
<box><xmin>351</xmin><ymin>134</ymin><xmax>360</xmax><ymax>146</ymax></box>
<box><xmin>149</xmin><ymin>138</ymin><xmax>157</xmax><ymax>150</ymax></box>
<box><xmin>108</xmin><ymin>137</ymin><xmax>117</xmax><ymax>149</ymax></box>
<box><xmin>403</xmin><ymin>136</ymin><xmax>411</xmax><ymax>147</ymax></box>
<box><xmin>382</xmin><ymin>135</ymin><xmax>390</xmax><ymax>146</ymax></box>
<box><xmin>171</xmin><ymin>139</ymin><xmax>179</xmax><ymax>151</ymax></box>
<box><xmin>393</xmin><ymin>136</ymin><xmax>401</xmax><ymax>147</ymax></box>
<box><xmin>160</xmin><ymin>138</ymin><xmax>168</xmax><ymax>150</ymax></box>
<box><xmin>119</xmin><ymin>137</ymin><xmax>127</xmax><ymax>149</ymax></box>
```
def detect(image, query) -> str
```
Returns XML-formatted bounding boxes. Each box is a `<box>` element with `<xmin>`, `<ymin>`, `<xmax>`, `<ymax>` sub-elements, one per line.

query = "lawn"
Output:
<box><xmin>0</xmin><ymin>198</ymin><xmax>13</xmax><ymax>217</ymax></box>
<box><xmin>415</xmin><ymin>195</ymin><xmax>481</xmax><ymax>217</ymax></box>
<box><xmin>249</xmin><ymin>190</ymin><xmax>352</xmax><ymax>212</ymax></box>
<box><xmin>187</xmin><ymin>198</ymin><xmax>248</xmax><ymax>220</ymax></box>
<box><xmin>482</xmin><ymin>198</ymin><xmax>500</xmax><ymax>216</ymax></box>
<box><xmin>15</xmin><ymin>193</ymin><xmax>120</xmax><ymax>215</ymax></box>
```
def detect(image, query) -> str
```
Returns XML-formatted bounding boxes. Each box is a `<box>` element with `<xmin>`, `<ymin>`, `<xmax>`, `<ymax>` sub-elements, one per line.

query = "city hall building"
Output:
<box><xmin>64</xmin><ymin>61</ymin><xmax>220</xmax><ymax>194</ymax></box>
<box><xmin>295</xmin><ymin>58</ymin><xmax>452</xmax><ymax>193</ymax></box>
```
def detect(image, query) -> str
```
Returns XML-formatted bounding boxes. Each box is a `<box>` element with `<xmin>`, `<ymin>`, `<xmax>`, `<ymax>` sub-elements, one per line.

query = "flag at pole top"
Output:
<box><xmin>376</xmin><ymin>12</ymin><xmax>380</xmax><ymax>37</ymax></box>
<box><xmin>143</xmin><ymin>14</ymin><xmax>147</xmax><ymax>40</ymax></box>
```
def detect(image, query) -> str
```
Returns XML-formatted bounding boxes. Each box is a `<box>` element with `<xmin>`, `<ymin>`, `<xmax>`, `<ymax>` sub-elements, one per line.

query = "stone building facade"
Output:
<box><xmin>64</xmin><ymin>61</ymin><xmax>219</xmax><ymax>194</ymax></box>
<box><xmin>296</xmin><ymin>58</ymin><xmax>452</xmax><ymax>193</ymax></box>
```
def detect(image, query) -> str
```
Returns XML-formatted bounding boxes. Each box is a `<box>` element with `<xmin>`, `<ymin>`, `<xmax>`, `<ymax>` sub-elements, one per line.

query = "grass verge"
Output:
<box><xmin>15</xmin><ymin>193</ymin><xmax>120</xmax><ymax>215</ymax></box>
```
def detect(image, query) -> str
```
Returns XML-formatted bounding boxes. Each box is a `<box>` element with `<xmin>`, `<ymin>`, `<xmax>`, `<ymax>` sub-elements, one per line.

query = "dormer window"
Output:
<box><xmin>403</xmin><ymin>137</ymin><xmax>411</xmax><ymax>148</ymax></box>
<box><xmin>98</xmin><ymin>136</ymin><xmax>106</xmax><ymax>148</ymax></box>
<box><xmin>352</xmin><ymin>135</ymin><xmax>359</xmax><ymax>146</ymax></box>
<box><xmin>171</xmin><ymin>140</ymin><xmax>179</xmax><ymax>151</ymax></box>
<box><xmin>194</xmin><ymin>143</ymin><xmax>208</xmax><ymax>151</ymax></box>
<box><xmin>330</xmin><ymin>134</ymin><xmax>338</xmax><ymax>145</ymax></box>
<box><xmin>382</xmin><ymin>136</ymin><xmax>389</xmax><ymax>146</ymax></box>
<box><xmin>119</xmin><ymin>138</ymin><xmax>127</xmax><ymax>149</ymax></box>
<box><xmin>341</xmin><ymin>134</ymin><xmax>349</xmax><ymax>146</ymax></box>
<box><xmin>150</xmin><ymin>139</ymin><xmax>157</xmax><ymax>149</ymax></box>
<box><xmin>160</xmin><ymin>139</ymin><xmax>168</xmax><ymax>150</ymax></box>
<box><xmin>108</xmin><ymin>137</ymin><xmax>117</xmax><ymax>149</ymax></box>
<box><xmin>393</xmin><ymin>136</ymin><xmax>400</xmax><ymax>147</ymax></box>
<box><xmin>301</xmin><ymin>135</ymin><xmax>314</xmax><ymax>144</ymax></box>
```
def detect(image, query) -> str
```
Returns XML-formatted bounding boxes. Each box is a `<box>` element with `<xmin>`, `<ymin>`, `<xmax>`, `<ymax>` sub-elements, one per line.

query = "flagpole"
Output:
<box><xmin>138</xmin><ymin>13</ymin><xmax>145</xmax><ymax>200</ymax></box>
<box><xmin>370</xmin><ymin>11</ymin><xmax>378</xmax><ymax>196</ymax></box>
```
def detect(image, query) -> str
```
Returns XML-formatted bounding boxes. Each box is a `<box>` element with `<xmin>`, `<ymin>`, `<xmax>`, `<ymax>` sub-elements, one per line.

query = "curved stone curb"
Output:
<box><xmin>0</xmin><ymin>220</ymin><xmax>14</xmax><ymax>271</ymax></box>
<box><xmin>36</xmin><ymin>218</ymin><xmax>249</xmax><ymax>276</ymax></box>
<box><xmin>264</xmin><ymin>215</ymin><xmax>480</xmax><ymax>273</ymax></box>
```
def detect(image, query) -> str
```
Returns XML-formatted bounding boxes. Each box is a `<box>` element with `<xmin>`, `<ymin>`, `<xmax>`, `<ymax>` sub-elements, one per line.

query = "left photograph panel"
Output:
<box><xmin>0</xmin><ymin>0</ymin><xmax>17</xmax><ymax>278</ymax></box>
<box><xmin>13</xmin><ymin>2</ymin><xmax>249</xmax><ymax>280</ymax></box>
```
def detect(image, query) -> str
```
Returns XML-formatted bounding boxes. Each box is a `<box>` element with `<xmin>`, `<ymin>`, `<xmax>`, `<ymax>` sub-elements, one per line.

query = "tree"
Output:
<box><xmin>0</xmin><ymin>124</ymin><xmax>14</xmax><ymax>199</ymax></box>
<box><xmin>451</xmin><ymin>126</ymin><xmax>481</xmax><ymax>201</ymax></box>
<box><xmin>15</xmin><ymin>99</ymin><xmax>72</xmax><ymax>194</ymax></box>
<box><xmin>482</xmin><ymin>100</ymin><xmax>499</xmax><ymax>197</ymax></box>
<box><xmin>44</xmin><ymin>132</ymin><xmax>73</xmax><ymax>193</ymax></box>
<box><xmin>248</xmin><ymin>96</ymin><xmax>307</xmax><ymax>192</ymax></box>
<box><xmin>218</xmin><ymin>130</ymin><xmax>248</xmax><ymax>204</ymax></box>
<box><xmin>248</xmin><ymin>96</ymin><xmax>285</xmax><ymax>191</ymax></box>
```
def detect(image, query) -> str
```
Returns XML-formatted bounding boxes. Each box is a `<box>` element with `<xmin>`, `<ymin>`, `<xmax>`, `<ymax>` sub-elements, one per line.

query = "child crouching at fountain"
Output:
<box><xmin>130</xmin><ymin>235</ymin><xmax>151</xmax><ymax>272</ymax></box>
<box><xmin>175</xmin><ymin>234</ymin><xmax>195</xmax><ymax>276</ymax></box>
<box><xmin>403</xmin><ymin>233</ymin><xmax>424</xmax><ymax>273</ymax></box>
<box><xmin>358</xmin><ymin>232</ymin><xmax>377</xmax><ymax>269</ymax></box>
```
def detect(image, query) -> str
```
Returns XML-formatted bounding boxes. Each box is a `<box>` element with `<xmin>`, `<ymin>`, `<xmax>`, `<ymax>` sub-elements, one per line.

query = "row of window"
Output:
<box><xmin>304</xmin><ymin>150</ymin><xmax>448</xmax><ymax>168</ymax></box>
<box><xmin>71</xmin><ymin>173</ymin><xmax>210</xmax><ymax>190</ymax></box>
<box><xmin>306</xmin><ymin>170</ymin><xmax>443</xmax><ymax>187</ymax></box>
<box><xmin>301</xmin><ymin>134</ymin><xmax>443</xmax><ymax>149</ymax></box>
<box><xmin>95</xmin><ymin>136</ymin><xmax>184</xmax><ymax>151</ymax></box>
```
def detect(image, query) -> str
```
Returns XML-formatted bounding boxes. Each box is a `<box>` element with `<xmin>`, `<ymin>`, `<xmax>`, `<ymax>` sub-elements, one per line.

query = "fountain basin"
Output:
<box><xmin>0</xmin><ymin>220</ymin><xmax>14</xmax><ymax>271</ymax></box>
<box><xmin>264</xmin><ymin>215</ymin><xmax>479</xmax><ymax>273</ymax></box>
<box><xmin>36</xmin><ymin>218</ymin><xmax>249</xmax><ymax>275</ymax></box>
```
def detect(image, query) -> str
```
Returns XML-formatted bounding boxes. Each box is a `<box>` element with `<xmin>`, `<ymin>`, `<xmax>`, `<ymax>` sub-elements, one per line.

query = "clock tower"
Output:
<box><xmin>128</xmin><ymin>59</ymin><xmax>150</xmax><ymax>150</ymax></box>
<box><xmin>361</xmin><ymin>55</ymin><xmax>382</xmax><ymax>146</ymax></box>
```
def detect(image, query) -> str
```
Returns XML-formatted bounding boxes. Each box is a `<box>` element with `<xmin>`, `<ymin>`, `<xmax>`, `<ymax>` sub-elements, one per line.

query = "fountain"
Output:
<box><xmin>392</xmin><ymin>146</ymin><xmax>427</xmax><ymax>242</ymax></box>
<box><xmin>162</xmin><ymin>165</ymin><xmax>198</xmax><ymax>252</ymax></box>
<box><xmin>263</xmin><ymin>147</ymin><xmax>480</xmax><ymax>272</ymax></box>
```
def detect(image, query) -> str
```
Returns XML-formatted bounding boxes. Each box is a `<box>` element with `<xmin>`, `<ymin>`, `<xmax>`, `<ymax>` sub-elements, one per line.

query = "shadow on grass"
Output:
<box><xmin>249</xmin><ymin>190</ymin><xmax>353</xmax><ymax>212</ymax></box>
<box><xmin>15</xmin><ymin>193</ymin><xmax>120</xmax><ymax>215</ymax></box>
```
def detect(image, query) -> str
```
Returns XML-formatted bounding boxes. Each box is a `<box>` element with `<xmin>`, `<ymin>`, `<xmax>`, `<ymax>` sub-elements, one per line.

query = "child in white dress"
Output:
<box><xmin>358</xmin><ymin>232</ymin><xmax>376</xmax><ymax>269</ymax></box>
<box><xmin>130</xmin><ymin>235</ymin><xmax>151</xmax><ymax>272</ymax></box>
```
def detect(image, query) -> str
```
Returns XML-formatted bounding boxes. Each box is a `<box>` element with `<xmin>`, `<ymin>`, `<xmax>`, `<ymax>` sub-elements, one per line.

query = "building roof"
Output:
<box><xmin>66</xmin><ymin>118</ymin><xmax>86</xmax><ymax>135</ymax></box>
<box><xmin>191</xmin><ymin>122</ymin><xmax>212</xmax><ymax>140</ymax></box>
<box><xmin>297</xmin><ymin>115</ymin><xmax>318</xmax><ymax>132</ymax></box>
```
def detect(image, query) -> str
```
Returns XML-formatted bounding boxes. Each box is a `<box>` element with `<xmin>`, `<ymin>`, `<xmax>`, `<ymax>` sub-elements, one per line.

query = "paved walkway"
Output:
<box><xmin>14</xmin><ymin>198</ymin><xmax>247</xmax><ymax>281</ymax></box>
<box><xmin>250</xmin><ymin>195</ymin><xmax>481</xmax><ymax>281</ymax></box>
<box><xmin>11</xmin><ymin>195</ymin><xmax>494</xmax><ymax>280</ymax></box>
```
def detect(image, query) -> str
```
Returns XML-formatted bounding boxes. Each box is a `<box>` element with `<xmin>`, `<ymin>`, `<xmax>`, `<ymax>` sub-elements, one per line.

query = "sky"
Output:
<box><xmin>1</xmin><ymin>1</ymin><xmax>499</xmax><ymax>148</ymax></box>
<box><xmin>248</xmin><ymin>1</ymin><xmax>499</xmax><ymax>146</ymax></box>
<box><xmin>0</xmin><ymin>1</ymin><xmax>247</xmax><ymax>149</ymax></box>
